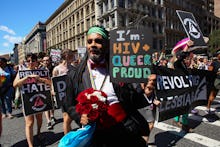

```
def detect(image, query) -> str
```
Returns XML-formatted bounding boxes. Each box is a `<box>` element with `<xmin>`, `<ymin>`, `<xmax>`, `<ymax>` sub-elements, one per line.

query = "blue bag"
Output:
<box><xmin>58</xmin><ymin>123</ymin><xmax>96</xmax><ymax>147</ymax></box>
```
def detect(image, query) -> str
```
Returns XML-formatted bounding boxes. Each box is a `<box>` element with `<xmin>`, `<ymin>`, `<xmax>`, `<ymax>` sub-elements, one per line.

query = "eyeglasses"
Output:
<box><xmin>87</xmin><ymin>38</ymin><xmax>103</xmax><ymax>44</ymax></box>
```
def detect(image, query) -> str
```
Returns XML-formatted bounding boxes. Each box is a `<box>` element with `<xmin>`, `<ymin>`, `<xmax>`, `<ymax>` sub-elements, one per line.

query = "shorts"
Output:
<box><xmin>138</xmin><ymin>106</ymin><xmax>156</xmax><ymax>123</ymax></box>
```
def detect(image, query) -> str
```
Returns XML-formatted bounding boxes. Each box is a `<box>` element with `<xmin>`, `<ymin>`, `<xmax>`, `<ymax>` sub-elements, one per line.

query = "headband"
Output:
<box><xmin>87</xmin><ymin>26</ymin><xmax>108</xmax><ymax>39</ymax></box>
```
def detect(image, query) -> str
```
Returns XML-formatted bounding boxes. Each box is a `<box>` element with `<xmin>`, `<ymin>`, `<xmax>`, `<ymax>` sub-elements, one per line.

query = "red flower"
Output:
<box><xmin>76</xmin><ymin>88</ymin><xmax>109</xmax><ymax>122</ymax></box>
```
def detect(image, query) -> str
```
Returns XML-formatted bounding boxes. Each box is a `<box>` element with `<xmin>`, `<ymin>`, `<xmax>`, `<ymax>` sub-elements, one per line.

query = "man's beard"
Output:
<box><xmin>89</xmin><ymin>48</ymin><xmax>105</xmax><ymax>63</ymax></box>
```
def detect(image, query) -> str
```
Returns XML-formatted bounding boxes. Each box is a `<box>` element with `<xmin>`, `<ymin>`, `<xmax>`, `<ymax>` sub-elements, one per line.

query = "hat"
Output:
<box><xmin>87</xmin><ymin>26</ymin><xmax>109</xmax><ymax>39</ymax></box>
<box><xmin>172</xmin><ymin>38</ymin><xmax>190</xmax><ymax>55</ymax></box>
<box><xmin>217</xmin><ymin>50</ymin><xmax>220</xmax><ymax>55</ymax></box>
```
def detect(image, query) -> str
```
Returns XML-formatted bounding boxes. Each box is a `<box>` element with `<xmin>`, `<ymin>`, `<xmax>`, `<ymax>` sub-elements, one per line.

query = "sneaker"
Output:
<box><xmin>210</xmin><ymin>108</ymin><xmax>216</xmax><ymax>112</ymax></box>
<box><xmin>204</xmin><ymin>109</ymin><xmax>210</xmax><ymax>114</ymax></box>
<box><xmin>47</xmin><ymin>122</ymin><xmax>53</xmax><ymax>130</ymax></box>
<box><xmin>8</xmin><ymin>114</ymin><xmax>14</xmax><ymax>119</ymax></box>
<box><xmin>2</xmin><ymin>114</ymin><xmax>7</xmax><ymax>119</ymax></box>
<box><xmin>204</xmin><ymin>108</ymin><xmax>216</xmax><ymax>114</ymax></box>
<box><xmin>191</xmin><ymin>109</ymin><xmax>198</xmax><ymax>114</ymax></box>
<box><xmin>51</xmin><ymin>117</ymin><xmax>57</xmax><ymax>125</ymax></box>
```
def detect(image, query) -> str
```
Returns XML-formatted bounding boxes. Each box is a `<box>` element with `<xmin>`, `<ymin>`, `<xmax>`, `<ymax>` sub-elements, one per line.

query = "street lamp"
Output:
<box><xmin>135</xmin><ymin>14</ymin><xmax>148</xmax><ymax>29</ymax></box>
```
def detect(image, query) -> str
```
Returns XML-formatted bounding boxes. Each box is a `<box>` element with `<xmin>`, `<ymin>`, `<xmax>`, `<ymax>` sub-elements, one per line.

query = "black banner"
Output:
<box><xmin>109</xmin><ymin>28</ymin><xmax>153</xmax><ymax>83</ymax></box>
<box><xmin>154</xmin><ymin>66</ymin><xmax>214</xmax><ymax>122</ymax></box>
<box><xmin>52</xmin><ymin>75</ymin><xmax>67</xmax><ymax>108</ymax></box>
<box><xmin>19</xmin><ymin>69</ymin><xmax>53</xmax><ymax>116</ymax></box>
<box><xmin>176</xmin><ymin>10</ymin><xmax>206</xmax><ymax>47</ymax></box>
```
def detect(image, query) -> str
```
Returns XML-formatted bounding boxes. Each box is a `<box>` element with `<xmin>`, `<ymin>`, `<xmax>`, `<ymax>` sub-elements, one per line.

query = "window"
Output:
<box><xmin>152</xmin><ymin>23</ymin><xmax>156</xmax><ymax>33</ymax></box>
<box><xmin>111</xmin><ymin>0</ymin><xmax>114</xmax><ymax>9</ymax></box>
<box><xmin>153</xmin><ymin>38</ymin><xmax>157</xmax><ymax>50</ymax></box>
<box><xmin>81</xmin><ymin>10</ymin><xmax>83</xmax><ymax>20</ymax></box>
<box><xmin>69</xmin><ymin>28</ymin><xmax>72</xmax><ymax>37</ymax></box>
<box><xmin>158</xmin><ymin>24</ymin><xmax>163</xmax><ymax>34</ymax></box>
<box><xmin>105</xmin><ymin>1</ymin><xmax>108</xmax><ymax>12</ymax></box>
<box><xmin>86</xmin><ymin>5</ymin><xmax>89</xmax><ymax>15</ymax></box>
<box><xmin>92</xmin><ymin>16</ymin><xmax>95</xmax><ymax>25</ymax></box>
<box><xmin>77</xmin><ymin>24</ymin><xmax>80</xmax><ymax>34</ymax></box>
<box><xmin>106</xmin><ymin>17</ymin><xmax>109</xmax><ymax>28</ymax></box>
<box><xmin>91</xmin><ymin>2</ymin><xmax>94</xmax><ymax>11</ymax></box>
<box><xmin>87</xmin><ymin>19</ymin><xmax>90</xmax><ymax>30</ymax></box>
<box><xmin>81</xmin><ymin>22</ymin><xmax>84</xmax><ymax>32</ymax></box>
<box><xmin>119</xmin><ymin>0</ymin><xmax>125</xmax><ymax>8</ymax></box>
<box><xmin>112</xmin><ymin>14</ymin><xmax>115</xmax><ymax>27</ymax></box>
<box><xmin>118</xmin><ymin>14</ymin><xmax>125</xmax><ymax>27</ymax></box>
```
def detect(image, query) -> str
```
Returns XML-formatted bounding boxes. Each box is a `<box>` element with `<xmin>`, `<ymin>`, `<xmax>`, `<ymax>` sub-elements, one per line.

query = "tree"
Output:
<box><xmin>208</xmin><ymin>29</ymin><xmax>220</xmax><ymax>55</ymax></box>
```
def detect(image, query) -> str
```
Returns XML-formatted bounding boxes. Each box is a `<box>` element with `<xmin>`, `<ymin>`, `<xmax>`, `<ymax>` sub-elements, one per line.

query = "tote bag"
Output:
<box><xmin>58</xmin><ymin>123</ymin><xmax>96</xmax><ymax>147</ymax></box>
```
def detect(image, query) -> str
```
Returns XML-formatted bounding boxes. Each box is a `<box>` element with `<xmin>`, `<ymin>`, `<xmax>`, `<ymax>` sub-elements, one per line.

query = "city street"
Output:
<box><xmin>0</xmin><ymin>1</ymin><xmax>220</xmax><ymax>146</ymax></box>
<box><xmin>0</xmin><ymin>97</ymin><xmax>220</xmax><ymax>147</ymax></box>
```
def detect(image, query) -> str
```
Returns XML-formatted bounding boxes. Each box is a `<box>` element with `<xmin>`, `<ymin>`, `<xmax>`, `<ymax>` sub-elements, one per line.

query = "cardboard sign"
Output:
<box><xmin>52</xmin><ymin>75</ymin><xmax>67</xmax><ymax>108</ymax></box>
<box><xmin>19</xmin><ymin>69</ymin><xmax>53</xmax><ymax>116</ymax></box>
<box><xmin>176</xmin><ymin>10</ymin><xmax>206</xmax><ymax>47</ymax></box>
<box><xmin>77</xmin><ymin>46</ymin><xmax>87</xmax><ymax>58</ymax></box>
<box><xmin>109</xmin><ymin>28</ymin><xmax>153</xmax><ymax>83</ymax></box>
<box><xmin>50</xmin><ymin>49</ymin><xmax>61</xmax><ymax>64</ymax></box>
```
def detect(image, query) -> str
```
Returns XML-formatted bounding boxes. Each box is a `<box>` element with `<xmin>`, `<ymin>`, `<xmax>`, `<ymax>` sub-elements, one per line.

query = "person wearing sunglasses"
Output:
<box><xmin>13</xmin><ymin>53</ymin><xmax>51</xmax><ymax>147</ymax></box>
<box><xmin>39</xmin><ymin>55</ymin><xmax>57</xmax><ymax>130</ymax></box>
<box><xmin>64</xmin><ymin>25</ymin><xmax>152</xmax><ymax>147</ymax></box>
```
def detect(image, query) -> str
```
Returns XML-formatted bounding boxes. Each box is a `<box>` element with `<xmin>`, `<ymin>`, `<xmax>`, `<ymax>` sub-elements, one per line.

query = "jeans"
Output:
<box><xmin>1</xmin><ymin>87</ymin><xmax>14</xmax><ymax>114</ymax></box>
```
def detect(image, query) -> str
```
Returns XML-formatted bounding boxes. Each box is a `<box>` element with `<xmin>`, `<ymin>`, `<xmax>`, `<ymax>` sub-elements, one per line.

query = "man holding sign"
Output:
<box><xmin>64</xmin><ymin>25</ymin><xmax>152</xmax><ymax>146</ymax></box>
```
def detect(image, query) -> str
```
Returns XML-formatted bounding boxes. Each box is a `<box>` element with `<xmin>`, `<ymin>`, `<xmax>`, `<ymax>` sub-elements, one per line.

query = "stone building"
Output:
<box><xmin>214</xmin><ymin>0</ymin><xmax>220</xmax><ymax>18</ymax></box>
<box><xmin>44</xmin><ymin>0</ymin><xmax>220</xmax><ymax>54</ymax></box>
<box><xmin>24</xmin><ymin>21</ymin><xmax>46</xmax><ymax>54</ymax></box>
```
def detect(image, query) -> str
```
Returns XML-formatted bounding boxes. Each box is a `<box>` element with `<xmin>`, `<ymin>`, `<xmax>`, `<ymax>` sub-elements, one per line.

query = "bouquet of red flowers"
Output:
<box><xmin>76</xmin><ymin>88</ymin><xmax>109</xmax><ymax>122</ymax></box>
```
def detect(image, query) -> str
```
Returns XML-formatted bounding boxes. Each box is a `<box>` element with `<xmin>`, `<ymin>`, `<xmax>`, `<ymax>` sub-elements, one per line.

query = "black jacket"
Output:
<box><xmin>63</xmin><ymin>56</ymin><xmax>150</xmax><ymax>147</ymax></box>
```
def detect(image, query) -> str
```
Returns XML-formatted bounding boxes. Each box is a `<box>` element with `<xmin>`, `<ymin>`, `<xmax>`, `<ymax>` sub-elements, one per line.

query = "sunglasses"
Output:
<box><xmin>87</xmin><ymin>38</ymin><xmax>103</xmax><ymax>44</ymax></box>
<box><xmin>26</xmin><ymin>59</ymin><xmax>37</xmax><ymax>63</ymax></box>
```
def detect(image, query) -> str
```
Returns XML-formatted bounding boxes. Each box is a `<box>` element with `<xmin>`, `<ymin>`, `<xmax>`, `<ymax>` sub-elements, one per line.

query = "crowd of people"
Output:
<box><xmin>0</xmin><ymin>25</ymin><xmax>219</xmax><ymax>147</ymax></box>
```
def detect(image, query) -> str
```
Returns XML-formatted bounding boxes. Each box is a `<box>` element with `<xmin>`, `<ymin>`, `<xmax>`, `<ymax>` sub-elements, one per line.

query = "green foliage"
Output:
<box><xmin>208</xmin><ymin>29</ymin><xmax>220</xmax><ymax>54</ymax></box>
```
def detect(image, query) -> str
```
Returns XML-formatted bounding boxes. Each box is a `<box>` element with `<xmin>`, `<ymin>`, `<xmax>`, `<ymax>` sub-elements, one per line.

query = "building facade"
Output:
<box><xmin>44</xmin><ymin>0</ymin><xmax>220</xmax><ymax>55</ymax></box>
<box><xmin>45</xmin><ymin>0</ymin><xmax>96</xmax><ymax>52</ymax></box>
<box><xmin>214</xmin><ymin>0</ymin><xmax>220</xmax><ymax>18</ymax></box>
<box><xmin>24</xmin><ymin>21</ymin><xmax>46</xmax><ymax>54</ymax></box>
<box><xmin>17</xmin><ymin>42</ymin><xmax>26</xmax><ymax>64</ymax></box>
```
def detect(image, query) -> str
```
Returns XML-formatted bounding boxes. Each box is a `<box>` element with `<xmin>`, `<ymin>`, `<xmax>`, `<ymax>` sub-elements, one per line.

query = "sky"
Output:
<box><xmin>0</xmin><ymin>0</ymin><xmax>64</xmax><ymax>55</ymax></box>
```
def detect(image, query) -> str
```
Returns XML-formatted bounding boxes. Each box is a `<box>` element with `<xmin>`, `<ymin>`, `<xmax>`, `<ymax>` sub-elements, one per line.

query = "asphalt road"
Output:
<box><xmin>0</xmin><ymin>98</ymin><xmax>220</xmax><ymax>147</ymax></box>
<box><xmin>0</xmin><ymin>108</ymin><xmax>79</xmax><ymax>147</ymax></box>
